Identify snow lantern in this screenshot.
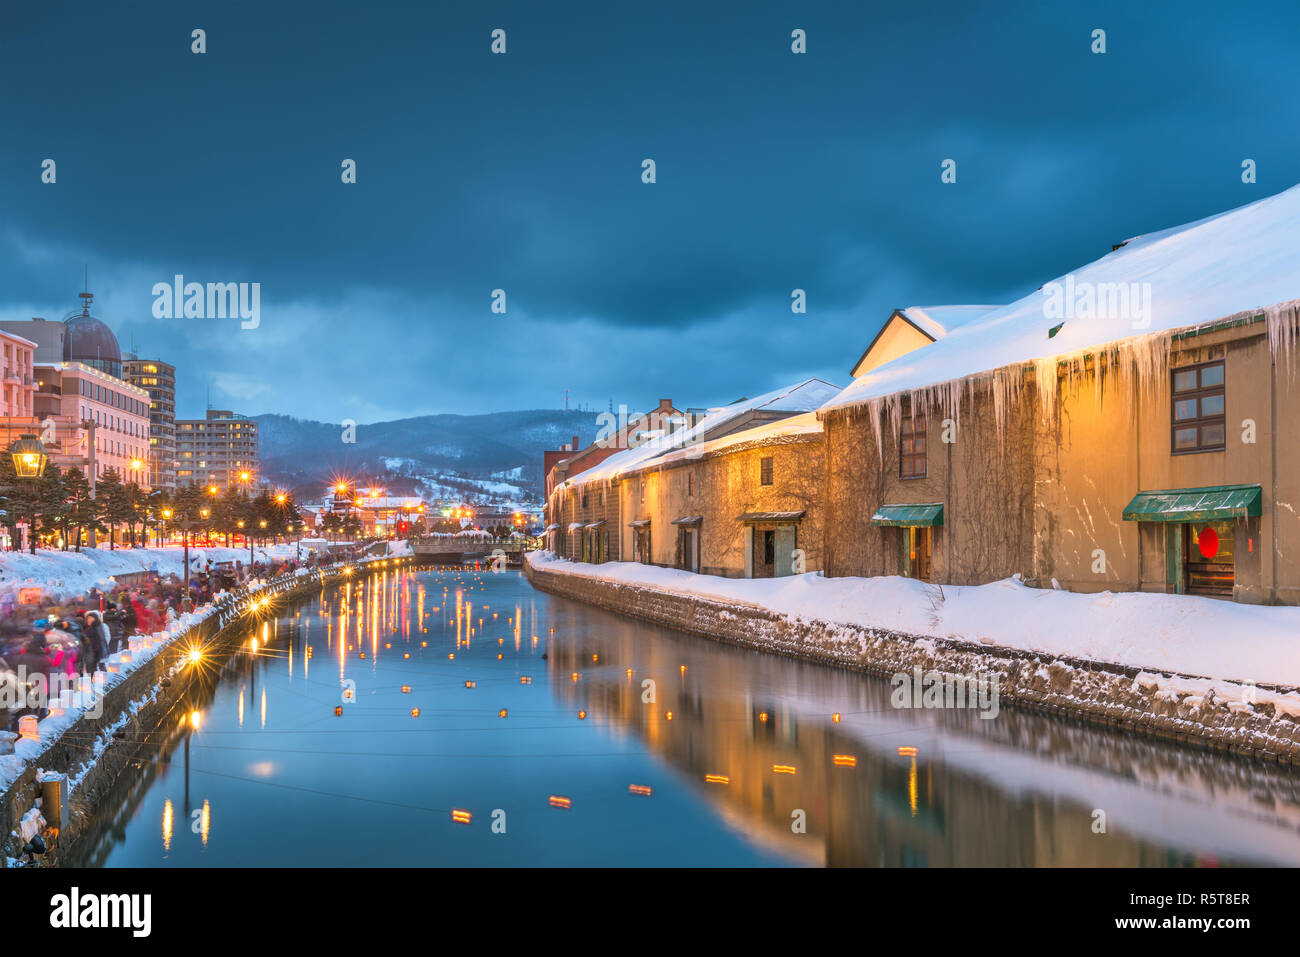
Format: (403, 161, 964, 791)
(18, 715, 39, 742)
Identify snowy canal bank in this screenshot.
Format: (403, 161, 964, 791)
(55, 562, 1300, 867)
(524, 553, 1300, 763)
(0, 558, 407, 866)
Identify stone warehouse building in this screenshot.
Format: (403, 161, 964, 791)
(820, 184, 1300, 604)
(545, 379, 838, 577)
(546, 185, 1300, 607)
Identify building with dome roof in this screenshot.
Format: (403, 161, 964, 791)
(0, 292, 151, 490)
(61, 291, 123, 379)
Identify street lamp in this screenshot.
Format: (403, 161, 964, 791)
(7, 435, 48, 554)
(9, 434, 48, 480)
(177, 507, 210, 614)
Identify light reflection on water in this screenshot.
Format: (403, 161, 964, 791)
(65, 566, 1300, 867)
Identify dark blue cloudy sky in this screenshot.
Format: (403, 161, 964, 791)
(1, 0, 1296, 423)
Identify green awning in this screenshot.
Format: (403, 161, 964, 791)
(871, 503, 944, 527)
(1122, 484, 1262, 523)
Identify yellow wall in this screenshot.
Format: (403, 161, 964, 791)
(851, 315, 935, 378)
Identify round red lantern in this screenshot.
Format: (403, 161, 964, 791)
(1196, 526, 1219, 559)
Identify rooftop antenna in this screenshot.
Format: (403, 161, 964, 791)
(564, 389, 570, 411)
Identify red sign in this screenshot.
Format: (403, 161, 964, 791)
(1196, 527, 1219, 559)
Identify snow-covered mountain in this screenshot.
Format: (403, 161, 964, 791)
(254, 409, 599, 503)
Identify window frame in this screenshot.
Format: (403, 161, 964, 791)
(759, 456, 774, 486)
(899, 413, 928, 479)
(1170, 360, 1226, 455)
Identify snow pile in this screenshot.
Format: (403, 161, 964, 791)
(0, 544, 299, 601)
(527, 553, 1300, 687)
(16, 806, 44, 844)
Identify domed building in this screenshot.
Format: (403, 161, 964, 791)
(61, 291, 122, 379)
(0, 290, 155, 494)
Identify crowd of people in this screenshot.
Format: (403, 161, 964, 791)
(0, 552, 334, 731)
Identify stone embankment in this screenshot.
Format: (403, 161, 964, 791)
(525, 559, 1300, 765)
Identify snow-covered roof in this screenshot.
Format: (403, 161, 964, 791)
(824, 183, 1300, 414)
(570, 378, 840, 486)
(633, 411, 823, 473)
(897, 305, 1002, 341)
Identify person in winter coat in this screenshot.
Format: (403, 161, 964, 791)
(128, 592, 151, 637)
(120, 593, 139, 637)
(82, 611, 109, 672)
(44, 628, 78, 678)
(101, 602, 125, 652)
(11, 631, 52, 689)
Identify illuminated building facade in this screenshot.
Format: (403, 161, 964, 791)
(175, 409, 259, 491)
(122, 355, 178, 490)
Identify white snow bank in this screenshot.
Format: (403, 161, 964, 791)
(528, 552, 1300, 686)
(0, 544, 299, 601)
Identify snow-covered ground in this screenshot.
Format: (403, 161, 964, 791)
(0, 544, 300, 602)
(527, 553, 1300, 687)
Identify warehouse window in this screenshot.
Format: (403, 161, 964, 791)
(900, 414, 927, 479)
(1171, 361, 1225, 454)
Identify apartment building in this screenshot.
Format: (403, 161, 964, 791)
(174, 409, 259, 490)
(122, 355, 178, 491)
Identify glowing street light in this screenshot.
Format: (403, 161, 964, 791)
(9, 434, 47, 479)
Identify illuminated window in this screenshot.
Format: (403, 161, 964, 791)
(900, 414, 927, 479)
(1171, 361, 1225, 454)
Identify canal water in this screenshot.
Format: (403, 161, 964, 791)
(67, 565, 1300, 867)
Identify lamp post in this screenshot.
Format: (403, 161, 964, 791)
(129, 458, 143, 546)
(180, 506, 210, 613)
(8, 434, 48, 554)
(275, 492, 287, 546)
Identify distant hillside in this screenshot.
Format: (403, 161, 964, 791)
(255, 409, 600, 503)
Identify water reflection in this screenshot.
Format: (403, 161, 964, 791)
(62, 565, 1300, 867)
(544, 602, 1300, 866)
